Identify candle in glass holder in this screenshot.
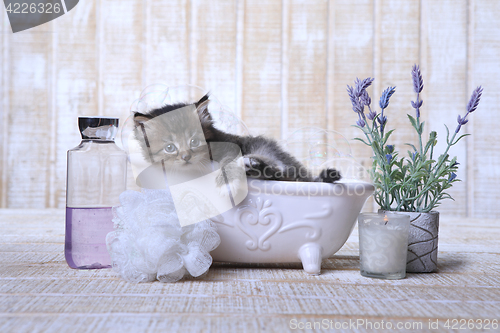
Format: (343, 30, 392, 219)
(358, 213, 410, 279)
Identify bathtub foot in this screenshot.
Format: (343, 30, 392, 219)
(298, 243, 323, 275)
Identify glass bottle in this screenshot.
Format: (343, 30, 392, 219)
(65, 117, 127, 269)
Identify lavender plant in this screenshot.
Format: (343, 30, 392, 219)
(348, 65, 483, 212)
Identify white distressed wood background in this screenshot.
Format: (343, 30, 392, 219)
(0, 0, 498, 218)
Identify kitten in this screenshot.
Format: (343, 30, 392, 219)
(133, 94, 341, 189)
(133, 100, 212, 180)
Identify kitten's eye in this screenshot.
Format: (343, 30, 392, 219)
(164, 144, 177, 153)
(190, 138, 201, 148)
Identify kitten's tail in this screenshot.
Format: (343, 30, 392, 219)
(316, 168, 342, 183)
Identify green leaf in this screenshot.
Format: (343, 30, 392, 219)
(422, 160, 434, 168)
(353, 137, 371, 146)
(371, 141, 385, 159)
(383, 129, 395, 145)
(419, 121, 425, 134)
(430, 131, 437, 143)
(452, 133, 471, 145)
(407, 114, 418, 131)
(405, 143, 418, 152)
(424, 131, 437, 154)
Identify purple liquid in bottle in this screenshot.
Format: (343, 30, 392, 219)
(66, 117, 126, 269)
(65, 207, 114, 269)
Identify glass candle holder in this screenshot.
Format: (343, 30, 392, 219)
(358, 213, 410, 280)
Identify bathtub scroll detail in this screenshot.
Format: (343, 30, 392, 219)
(235, 198, 282, 251)
(233, 198, 329, 252)
(277, 205, 331, 241)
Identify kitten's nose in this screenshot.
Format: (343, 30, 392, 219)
(181, 153, 191, 162)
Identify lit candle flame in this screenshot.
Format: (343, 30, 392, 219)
(384, 215, 389, 225)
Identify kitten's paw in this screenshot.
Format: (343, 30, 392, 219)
(319, 168, 342, 183)
(244, 156, 271, 178)
(227, 178, 242, 197)
(216, 156, 247, 197)
(215, 172, 230, 198)
(215, 169, 227, 188)
(236, 156, 245, 168)
(244, 157, 261, 172)
(216, 183, 230, 198)
(215, 170, 243, 198)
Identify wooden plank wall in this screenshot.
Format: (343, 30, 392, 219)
(0, 0, 498, 218)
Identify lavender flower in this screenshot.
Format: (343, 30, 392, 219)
(411, 65, 424, 119)
(466, 86, 483, 114)
(377, 86, 395, 134)
(379, 86, 396, 110)
(347, 78, 375, 115)
(411, 98, 423, 118)
(411, 99, 423, 109)
(367, 109, 377, 120)
(355, 101, 364, 114)
(377, 115, 387, 127)
(361, 90, 377, 120)
(386, 145, 394, 154)
(356, 118, 366, 128)
(346, 85, 357, 106)
(455, 86, 483, 133)
(346, 85, 364, 113)
(355, 77, 375, 96)
(386, 154, 392, 164)
(360, 89, 371, 107)
(448, 172, 457, 183)
(411, 64, 424, 93)
(457, 115, 468, 125)
(412, 151, 417, 161)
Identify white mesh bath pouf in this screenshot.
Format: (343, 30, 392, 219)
(106, 188, 221, 283)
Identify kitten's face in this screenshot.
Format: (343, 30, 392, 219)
(134, 105, 211, 173)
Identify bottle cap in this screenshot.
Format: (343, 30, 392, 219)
(78, 117, 119, 140)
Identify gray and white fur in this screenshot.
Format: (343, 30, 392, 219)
(133, 93, 341, 186)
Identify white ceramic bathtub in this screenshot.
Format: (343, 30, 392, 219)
(210, 179, 375, 275)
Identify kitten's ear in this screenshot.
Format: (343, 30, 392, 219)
(195, 92, 210, 108)
(133, 112, 152, 126)
(195, 94, 213, 126)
